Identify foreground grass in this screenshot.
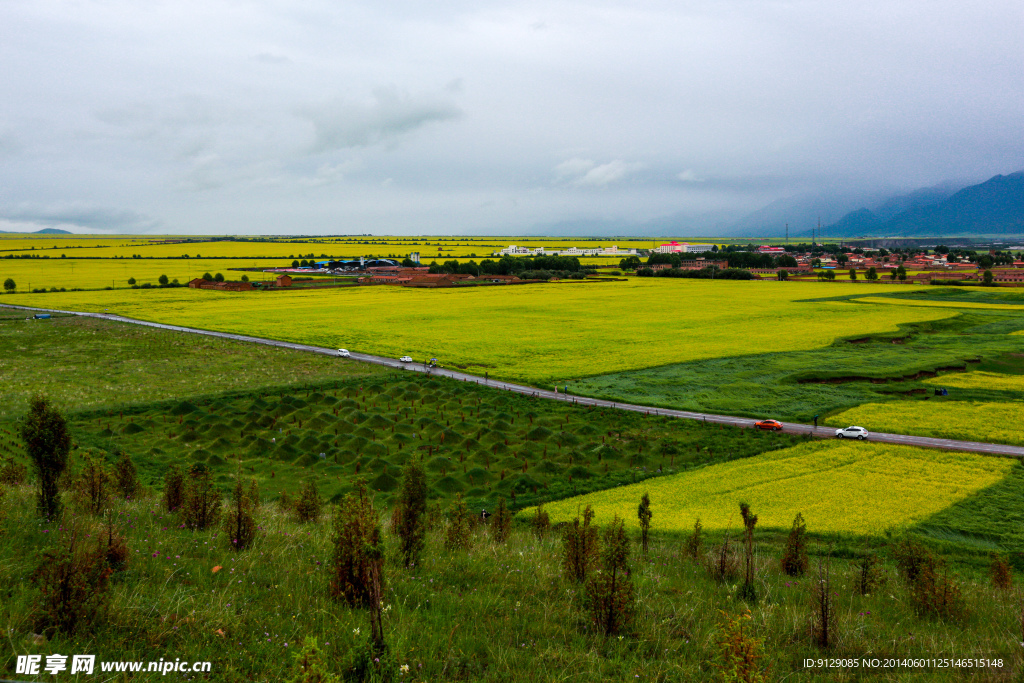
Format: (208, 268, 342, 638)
(0, 311, 386, 414)
(1, 484, 1021, 682)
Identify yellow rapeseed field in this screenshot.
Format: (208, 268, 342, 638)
(922, 371, 1024, 392)
(2, 279, 953, 384)
(0, 258, 289, 290)
(826, 401, 1024, 446)
(521, 441, 1012, 534)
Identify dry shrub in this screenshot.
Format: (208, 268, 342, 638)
(162, 465, 185, 512)
(32, 527, 112, 635)
(714, 610, 769, 683)
(685, 517, 704, 562)
(780, 513, 808, 577)
(911, 564, 967, 621)
(706, 533, 739, 583)
(811, 554, 835, 648)
(990, 553, 1013, 591)
(224, 477, 258, 551)
(330, 479, 379, 607)
(101, 514, 130, 573)
(113, 451, 139, 501)
(295, 479, 322, 523)
(532, 503, 550, 540)
(586, 516, 635, 636)
(852, 552, 885, 596)
(444, 494, 472, 552)
(75, 454, 111, 515)
(891, 538, 936, 586)
(563, 505, 599, 583)
(0, 456, 28, 486)
(491, 497, 512, 544)
(182, 463, 221, 531)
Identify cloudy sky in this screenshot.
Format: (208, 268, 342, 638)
(1, 0, 1022, 235)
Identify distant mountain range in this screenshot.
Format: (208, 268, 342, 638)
(823, 172, 1024, 237)
(0, 227, 72, 234)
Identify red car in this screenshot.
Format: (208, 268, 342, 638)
(754, 419, 783, 431)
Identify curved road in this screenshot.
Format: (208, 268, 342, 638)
(5, 302, 1023, 459)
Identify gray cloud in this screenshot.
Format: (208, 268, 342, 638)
(0, 203, 162, 233)
(299, 87, 463, 153)
(0, 0, 1020, 234)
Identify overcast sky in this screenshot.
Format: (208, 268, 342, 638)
(1, 0, 1022, 235)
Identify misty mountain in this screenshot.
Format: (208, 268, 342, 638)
(825, 172, 1024, 237)
(724, 189, 889, 237)
(0, 227, 72, 234)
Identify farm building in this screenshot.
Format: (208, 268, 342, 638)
(188, 278, 254, 292)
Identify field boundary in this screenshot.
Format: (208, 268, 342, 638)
(5, 302, 1023, 459)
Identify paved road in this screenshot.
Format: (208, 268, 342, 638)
(6, 302, 1024, 459)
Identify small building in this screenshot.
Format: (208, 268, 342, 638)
(276, 274, 293, 287)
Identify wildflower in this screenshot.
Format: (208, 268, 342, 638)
(401, 665, 410, 673)
(353, 628, 361, 635)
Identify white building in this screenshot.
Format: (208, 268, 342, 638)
(655, 241, 714, 254)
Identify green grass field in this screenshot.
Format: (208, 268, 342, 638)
(0, 311, 386, 414)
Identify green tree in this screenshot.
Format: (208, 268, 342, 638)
(491, 497, 512, 544)
(330, 480, 378, 606)
(295, 478, 322, 523)
(127, 277, 136, 285)
(182, 463, 221, 530)
(113, 451, 139, 500)
(780, 513, 808, 576)
(214, 273, 225, 282)
(158, 274, 169, 285)
(3, 277, 15, 292)
(20, 395, 71, 520)
(983, 269, 994, 286)
(896, 265, 907, 282)
(202, 272, 213, 281)
(825, 270, 836, 281)
(977, 254, 995, 269)
(849, 268, 857, 280)
(291, 260, 300, 268)
(637, 492, 652, 554)
(586, 516, 636, 636)
(396, 461, 428, 568)
(240, 275, 249, 282)
(619, 255, 642, 271)
(777, 269, 789, 281)
(866, 266, 877, 280)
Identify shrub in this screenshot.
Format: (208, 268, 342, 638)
(295, 478, 322, 523)
(586, 516, 635, 636)
(491, 496, 512, 544)
(444, 493, 472, 551)
(780, 513, 808, 577)
(32, 528, 112, 635)
(278, 489, 292, 512)
(224, 477, 258, 551)
(714, 610, 768, 683)
(706, 532, 738, 583)
(75, 454, 111, 515)
(287, 637, 342, 683)
(20, 395, 72, 520)
(892, 538, 936, 586)
(396, 461, 428, 568)
(101, 514, 130, 573)
(853, 552, 884, 596)
(990, 553, 1013, 590)
(113, 451, 139, 501)
(737, 503, 758, 603)
(532, 503, 551, 540)
(182, 463, 221, 530)
(811, 554, 835, 648)
(685, 517, 704, 561)
(563, 505, 599, 582)
(330, 480, 379, 607)
(910, 564, 967, 621)
(0, 456, 28, 486)
(162, 465, 185, 512)
(637, 492, 652, 555)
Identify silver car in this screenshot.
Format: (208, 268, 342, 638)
(835, 425, 869, 440)
(337, 348, 350, 358)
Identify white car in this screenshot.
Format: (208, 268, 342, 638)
(399, 355, 413, 363)
(835, 425, 869, 440)
(337, 349, 350, 358)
